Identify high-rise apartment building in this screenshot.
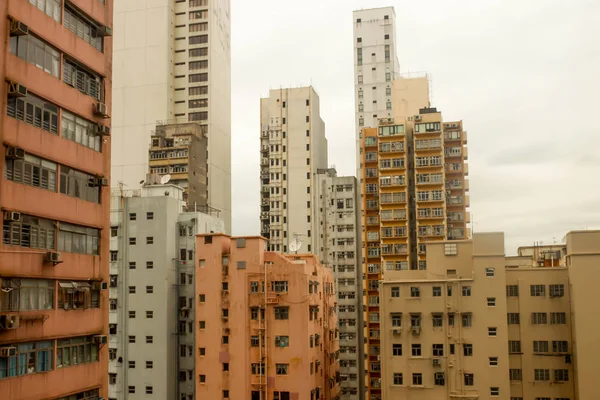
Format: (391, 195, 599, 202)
(112, 0, 232, 232)
(314, 169, 365, 400)
(148, 122, 209, 208)
(353, 7, 400, 182)
(361, 89, 470, 398)
(196, 234, 341, 400)
(108, 184, 223, 400)
(0, 0, 113, 398)
(259, 87, 328, 253)
(377, 230, 600, 400)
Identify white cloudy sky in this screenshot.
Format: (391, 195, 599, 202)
(229, 0, 600, 254)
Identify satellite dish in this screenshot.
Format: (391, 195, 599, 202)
(289, 238, 303, 254)
(160, 174, 171, 184)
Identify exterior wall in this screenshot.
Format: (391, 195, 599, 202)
(353, 7, 400, 182)
(1, 0, 113, 398)
(112, 0, 232, 232)
(566, 230, 600, 400)
(391, 77, 430, 119)
(314, 171, 365, 400)
(195, 234, 340, 399)
(108, 185, 223, 400)
(260, 87, 328, 254)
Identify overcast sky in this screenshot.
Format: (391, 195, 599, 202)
(229, 0, 600, 254)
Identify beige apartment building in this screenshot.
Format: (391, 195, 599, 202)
(195, 234, 341, 400)
(260, 87, 328, 253)
(376, 230, 600, 400)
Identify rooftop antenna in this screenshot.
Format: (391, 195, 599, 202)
(160, 174, 171, 185)
(289, 233, 305, 254)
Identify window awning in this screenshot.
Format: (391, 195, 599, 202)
(59, 282, 91, 291)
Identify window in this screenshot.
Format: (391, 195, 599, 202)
(146, 386, 153, 394)
(488, 327, 498, 337)
(392, 344, 402, 356)
(507, 313, 520, 324)
(432, 314, 443, 327)
(58, 222, 99, 255)
(411, 344, 421, 357)
(554, 369, 569, 382)
(531, 312, 547, 324)
(189, 85, 208, 96)
(412, 373, 422, 386)
(63, 59, 102, 100)
(146, 311, 153, 319)
(64, 6, 103, 51)
(549, 284, 564, 297)
(146, 336, 153, 344)
(274, 307, 289, 320)
(60, 110, 101, 151)
(506, 285, 519, 296)
(462, 286, 471, 296)
(490, 387, 499, 396)
(464, 373, 474, 386)
(432, 286, 441, 297)
(432, 344, 444, 356)
(58, 281, 100, 309)
(391, 313, 402, 327)
(530, 284, 545, 297)
(461, 313, 472, 327)
(189, 35, 208, 45)
(275, 336, 289, 347)
(463, 344, 473, 356)
(2, 214, 56, 250)
(275, 364, 288, 375)
(550, 312, 566, 324)
(393, 372, 403, 385)
(271, 281, 288, 292)
(553, 340, 569, 353)
(509, 369, 522, 380)
(251, 363, 265, 375)
(128, 387, 135, 394)
(5, 151, 58, 193)
(434, 372, 445, 386)
(448, 313, 455, 326)
(129, 311, 136, 318)
(508, 341, 521, 354)
(7, 92, 59, 135)
(146, 237, 154, 244)
(485, 267, 495, 277)
(56, 336, 99, 368)
(534, 369, 550, 381)
(199, 348, 205, 356)
(487, 297, 496, 307)
(146, 261, 154, 269)
(533, 341, 549, 353)
(391, 287, 400, 298)
(444, 243, 457, 255)
(0, 278, 54, 312)
(199, 321, 205, 329)
(27, 0, 62, 23)
(489, 357, 498, 366)
(410, 287, 420, 297)
(0, 340, 53, 378)
(109, 373, 116, 384)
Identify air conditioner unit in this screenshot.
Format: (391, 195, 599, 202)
(91, 281, 107, 291)
(3, 211, 21, 222)
(93, 335, 108, 345)
(0, 315, 20, 330)
(392, 328, 402, 335)
(7, 81, 27, 98)
(432, 358, 441, 366)
(44, 251, 62, 264)
(414, 115, 422, 121)
(0, 347, 17, 357)
(91, 124, 111, 136)
(9, 18, 28, 36)
(411, 326, 421, 335)
(97, 26, 113, 37)
(5, 146, 25, 159)
(93, 102, 109, 118)
(448, 361, 455, 367)
(223, 328, 230, 334)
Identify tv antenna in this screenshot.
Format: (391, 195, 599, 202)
(160, 174, 172, 185)
(289, 233, 305, 254)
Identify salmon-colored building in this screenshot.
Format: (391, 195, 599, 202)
(196, 234, 341, 400)
(0, 0, 113, 399)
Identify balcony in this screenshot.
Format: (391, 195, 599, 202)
(260, 212, 269, 220)
(260, 158, 269, 166)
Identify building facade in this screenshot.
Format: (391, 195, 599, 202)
(352, 6, 400, 184)
(377, 230, 600, 400)
(259, 87, 328, 253)
(196, 234, 340, 399)
(0, 0, 113, 398)
(361, 102, 470, 398)
(148, 122, 209, 207)
(314, 169, 365, 400)
(108, 184, 223, 400)
(112, 0, 232, 232)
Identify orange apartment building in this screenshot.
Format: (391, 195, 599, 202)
(361, 103, 469, 398)
(377, 230, 600, 400)
(0, 0, 112, 399)
(196, 234, 341, 400)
